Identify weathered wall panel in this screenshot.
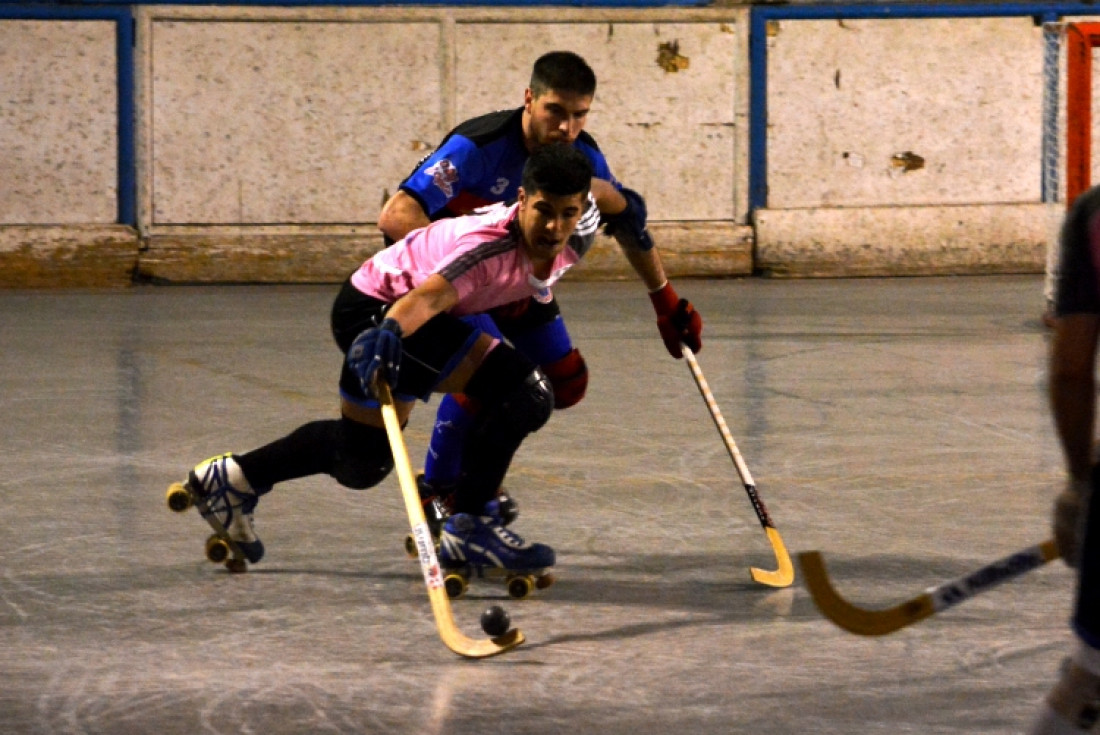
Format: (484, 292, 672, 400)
(149, 19, 444, 224)
(138, 6, 751, 283)
(453, 20, 741, 221)
(765, 16, 1043, 209)
(755, 203, 1048, 278)
(0, 20, 117, 225)
(0, 226, 138, 288)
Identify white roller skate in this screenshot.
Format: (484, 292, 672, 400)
(437, 512, 555, 600)
(166, 453, 264, 572)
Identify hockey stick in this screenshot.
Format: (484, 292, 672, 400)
(682, 345, 794, 588)
(799, 539, 1060, 636)
(376, 380, 524, 658)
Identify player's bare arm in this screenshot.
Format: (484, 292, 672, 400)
(1051, 314, 1100, 480)
(385, 273, 460, 337)
(1049, 313, 1100, 565)
(379, 274, 494, 395)
(378, 190, 432, 243)
(587, 179, 666, 290)
(589, 178, 626, 215)
(595, 181, 701, 358)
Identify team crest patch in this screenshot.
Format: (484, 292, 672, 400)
(426, 159, 459, 198)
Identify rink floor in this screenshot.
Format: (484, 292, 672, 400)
(0, 274, 1074, 734)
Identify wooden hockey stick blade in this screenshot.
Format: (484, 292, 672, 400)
(376, 381, 524, 658)
(798, 539, 1060, 636)
(749, 525, 795, 587)
(682, 346, 794, 588)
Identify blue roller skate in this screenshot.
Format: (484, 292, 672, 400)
(403, 473, 519, 558)
(438, 512, 556, 600)
(166, 453, 265, 572)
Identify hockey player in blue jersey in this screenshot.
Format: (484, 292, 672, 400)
(377, 51, 703, 538)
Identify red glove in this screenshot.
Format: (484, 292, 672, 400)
(649, 282, 702, 359)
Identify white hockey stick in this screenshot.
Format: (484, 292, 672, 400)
(799, 539, 1060, 636)
(376, 380, 524, 658)
(682, 345, 794, 588)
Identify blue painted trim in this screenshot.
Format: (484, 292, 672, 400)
(116, 7, 135, 225)
(0, 3, 136, 225)
(749, 7, 768, 214)
(753, 3, 1100, 23)
(748, 2, 1100, 212)
(32, 0, 707, 5)
(0, 3, 127, 19)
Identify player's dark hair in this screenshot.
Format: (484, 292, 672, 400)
(529, 51, 596, 98)
(521, 144, 593, 198)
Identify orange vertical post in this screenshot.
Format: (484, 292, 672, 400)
(1066, 24, 1100, 208)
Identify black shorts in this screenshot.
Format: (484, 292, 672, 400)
(330, 278, 485, 406)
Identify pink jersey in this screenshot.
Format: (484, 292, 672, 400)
(351, 197, 600, 316)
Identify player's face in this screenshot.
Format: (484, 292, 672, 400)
(524, 89, 592, 148)
(516, 187, 588, 263)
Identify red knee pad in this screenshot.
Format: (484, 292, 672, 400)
(543, 348, 588, 409)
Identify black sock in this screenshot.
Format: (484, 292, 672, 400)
(236, 419, 342, 491)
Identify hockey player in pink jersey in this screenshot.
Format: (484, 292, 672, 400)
(170, 144, 626, 581)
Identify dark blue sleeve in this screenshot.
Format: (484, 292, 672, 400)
(576, 141, 619, 189)
(399, 135, 487, 217)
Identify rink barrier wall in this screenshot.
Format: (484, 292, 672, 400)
(0, 2, 1098, 286)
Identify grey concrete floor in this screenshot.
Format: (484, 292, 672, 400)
(0, 275, 1075, 734)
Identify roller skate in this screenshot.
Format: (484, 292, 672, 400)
(165, 453, 264, 573)
(403, 473, 455, 558)
(437, 511, 555, 600)
(402, 473, 519, 557)
(484, 492, 520, 527)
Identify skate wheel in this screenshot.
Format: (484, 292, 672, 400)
(535, 572, 556, 590)
(205, 535, 230, 564)
(404, 533, 417, 559)
(225, 558, 247, 574)
(506, 575, 534, 600)
(444, 572, 468, 599)
(166, 483, 192, 513)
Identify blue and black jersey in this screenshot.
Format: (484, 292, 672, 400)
(398, 106, 617, 222)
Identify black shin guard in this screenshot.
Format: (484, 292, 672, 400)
(237, 418, 393, 491)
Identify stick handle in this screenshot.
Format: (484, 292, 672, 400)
(682, 346, 793, 586)
(376, 382, 446, 591)
(682, 346, 754, 485)
(682, 346, 773, 527)
(927, 539, 1060, 613)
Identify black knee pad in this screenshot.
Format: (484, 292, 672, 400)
(465, 347, 554, 435)
(331, 418, 394, 490)
(498, 369, 554, 435)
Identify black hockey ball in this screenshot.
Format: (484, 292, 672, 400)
(480, 604, 510, 637)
